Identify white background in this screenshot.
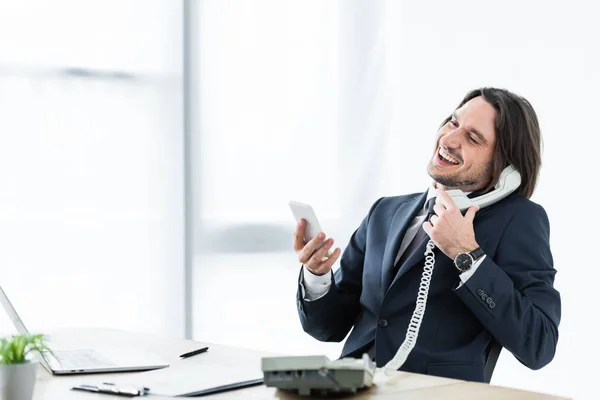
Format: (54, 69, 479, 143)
(0, 0, 185, 337)
(193, 2, 598, 399)
(0, 1, 596, 399)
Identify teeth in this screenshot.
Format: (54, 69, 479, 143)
(439, 148, 459, 164)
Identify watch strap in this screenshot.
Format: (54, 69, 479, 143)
(469, 247, 485, 261)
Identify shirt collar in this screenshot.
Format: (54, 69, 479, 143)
(425, 183, 436, 209)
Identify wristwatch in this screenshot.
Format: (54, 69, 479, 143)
(454, 247, 485, 273)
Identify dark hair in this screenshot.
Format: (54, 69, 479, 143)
(440, 87, 542, 198)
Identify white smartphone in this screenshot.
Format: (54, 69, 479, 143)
(289, 200, 332, 256)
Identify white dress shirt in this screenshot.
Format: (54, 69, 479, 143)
(301, 185, 485, 300)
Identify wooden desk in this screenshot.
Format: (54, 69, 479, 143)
(30, 328, 569, 399)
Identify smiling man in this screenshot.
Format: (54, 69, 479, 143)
(293, 87, 561, 383)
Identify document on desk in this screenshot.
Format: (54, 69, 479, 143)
(104, 358, 264, 397)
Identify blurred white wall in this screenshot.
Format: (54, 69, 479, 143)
(192, 1, 598, 399)
(0, 0, 185, 338)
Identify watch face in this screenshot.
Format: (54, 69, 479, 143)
(455, 253, 473, 272)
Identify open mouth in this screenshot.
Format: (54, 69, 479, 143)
(436, 147, 461, 167)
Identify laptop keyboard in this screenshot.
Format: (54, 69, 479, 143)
(52, 349, 115, 369)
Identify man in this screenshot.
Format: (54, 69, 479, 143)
(293, 87, 561, 383)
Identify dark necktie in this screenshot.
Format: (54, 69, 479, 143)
(392, 197, 437, 276)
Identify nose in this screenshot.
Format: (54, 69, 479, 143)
(440, 128, 464, 149)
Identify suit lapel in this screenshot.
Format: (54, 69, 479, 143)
(381, 192, 427, 289)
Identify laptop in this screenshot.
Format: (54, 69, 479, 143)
(0, 284, 169, 375)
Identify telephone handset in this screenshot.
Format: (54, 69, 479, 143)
(443, 165, 522, 211)
(383, 165, 522, 375)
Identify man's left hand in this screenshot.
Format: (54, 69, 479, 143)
(423, 189, 480, 260)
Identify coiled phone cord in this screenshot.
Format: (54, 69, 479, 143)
(383, 239, 436, 375)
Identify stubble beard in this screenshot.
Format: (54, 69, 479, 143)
(427, 160, 493, 191)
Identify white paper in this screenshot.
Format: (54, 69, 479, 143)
(107, 358, 264, 397)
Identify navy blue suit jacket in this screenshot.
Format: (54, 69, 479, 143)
(297, 191, 561, 382)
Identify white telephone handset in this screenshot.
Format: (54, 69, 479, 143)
(443, 165, 522, 211)
(383, 165, 522, 374)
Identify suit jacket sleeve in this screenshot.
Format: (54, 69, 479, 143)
(454, 202, 561, 370)
(296, 198, 383, 342)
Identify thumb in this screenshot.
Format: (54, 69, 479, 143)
(465, 206, 479, 222)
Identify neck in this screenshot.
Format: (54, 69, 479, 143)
(432, 181, 480, 194)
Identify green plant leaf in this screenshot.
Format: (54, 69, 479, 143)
(0, 333, 51, 365)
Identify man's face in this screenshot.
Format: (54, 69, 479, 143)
(427, 96, 497, 192)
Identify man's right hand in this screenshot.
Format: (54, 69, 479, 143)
(293, 219, 341, 276)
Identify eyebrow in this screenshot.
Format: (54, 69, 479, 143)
(451, 112, 489, 145)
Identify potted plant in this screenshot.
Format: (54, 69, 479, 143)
(0, 333, 51, 400)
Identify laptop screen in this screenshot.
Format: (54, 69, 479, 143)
(0, 284, 30, 335)
(0, 284, 55, 372)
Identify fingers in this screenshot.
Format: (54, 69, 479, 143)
(435, 189, 456, 210)
(296, 233, 341, 275)
(430, 202, 478, 227)
(310, 247, 342, 275)
(313, 237, 334, 260)
(293, 219, 341, 275)
(297, 232, 326, 264)
(465, 205, 479, 222)
(422, 220, 433, 236)
(429, 214, 439, 226)
(293, 219, 307, 252)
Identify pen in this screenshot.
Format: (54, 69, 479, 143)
(71, 382, 149, 397)
(179, 346, 209, 359)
